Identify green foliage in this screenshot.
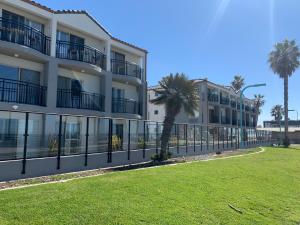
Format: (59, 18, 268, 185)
(271, 105, 284, 121)
(231, 75, 245, 92)
(112, 135, 122, 151)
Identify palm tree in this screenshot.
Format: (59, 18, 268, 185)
(254, 94, 265, 115)
(271, 105, 284, 145)
(268, 39, 300, 146)
(151, 73, 199, 160)
(231, 75, 245, 93)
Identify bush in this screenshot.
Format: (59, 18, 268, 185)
(216, 151, 222, 155)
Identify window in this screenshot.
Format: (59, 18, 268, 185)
(155, 92, 159, 97)
(58, 76, 82, 92)
(112, 88, 125, 99)
(20, 69, 40, 85)
(154, 110, 159, 115)
(0, 64, 18, 80)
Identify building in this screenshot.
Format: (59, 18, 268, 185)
(0, 0, 147, 120)
(263, 120, 300, 128)
(148, 79, 258, 127)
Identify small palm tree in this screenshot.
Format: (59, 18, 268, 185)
(151, 73, 199, 160)
(231, 75, 245, 92)
(268, 39, 300, 146)
(254, 94, 265, 115)
(271, 105, 284, 145)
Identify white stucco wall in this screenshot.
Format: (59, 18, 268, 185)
(147, 89, 165, 122)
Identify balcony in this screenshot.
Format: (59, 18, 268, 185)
(209, 115, 219, 124)
(221, 116, 231, 125)
(208, 93, 219, 103)
(111, 59, 142, 79)
(0, 17, 51, 55)
(245, 105, 250, 111)
(0, 78, 46, 106)
(56, 41, 106, 69)
(112, 98, 141, 115)
(220, 96, 229, 105)
(57, 89, 105, 112)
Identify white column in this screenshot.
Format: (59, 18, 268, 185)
(50, 17, 57, 57)
(105, 40, 111, 72)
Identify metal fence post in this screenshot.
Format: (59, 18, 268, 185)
(185, 124, 188, 154)
(21, 112, 29, 174)
(200, 126, 203, 151)
(156, 122, 159, 155)
(107, 118, 112, 163)
(143, 121, 146, 158)
(57, 115, 62, 170)
(128, 120, 131, 160)
(176, 124, 179, 154)
(193, 124, 196, 152)
(84, 117, 89, 166)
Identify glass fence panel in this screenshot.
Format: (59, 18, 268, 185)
(129, 120, 144, 150)
(112, 119, 128, 152)
(145, 122, 157, 149)
(61, 115, 86, 156)
(0, 111, 25, 161)
(168, 124, 177, 148)
(27, 113, 60, 158)
(88, 117, 109, 153)
(178, 124, 186, 147)
(187, 125, 194, 147)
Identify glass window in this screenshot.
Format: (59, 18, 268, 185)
(20, 69, 40, 85)
(154, 110, 158, 115)
(0, 64, 18, 80)
(56, 31, 70, 42)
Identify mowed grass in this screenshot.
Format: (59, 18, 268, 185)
(0, 147, 300, 225)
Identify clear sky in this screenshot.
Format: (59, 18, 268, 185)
(38, 0, 300, 124)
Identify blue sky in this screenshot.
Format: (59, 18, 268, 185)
(38, 0, 300, 124)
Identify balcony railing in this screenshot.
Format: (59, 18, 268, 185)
(112, 98, 141, 115)
(57, 89, 105, 112)
(111, 59, 142, 79)
(0, 17, 51, 55)
(220, 96, 230, 105)
(221, 116, 231, 124)
(208, 93, 219, 102)
(245, 105, 250, 111)
(0, 78, 46, 106)
(209, 115, 219, 124)
(56, 40, 106, 69)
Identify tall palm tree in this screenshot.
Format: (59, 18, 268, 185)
(271, 105, 284, 145)
(268, 39, 300, 146)
(231, 75, 245, 93)
(254, 94, 265, 115)
(151, 73, 199, 160)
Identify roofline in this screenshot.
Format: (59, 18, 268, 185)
(20, 0, 147, 53)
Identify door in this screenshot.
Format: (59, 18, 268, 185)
(113, 52, 125, 74)
(2, 10, 25, 44)
(70, 34, 84, 61)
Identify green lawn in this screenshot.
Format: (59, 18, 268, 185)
(0, 147, 300, 225)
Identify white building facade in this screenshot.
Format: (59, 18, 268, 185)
(0, 0, 147, 119)
(148, 79, 258, 128)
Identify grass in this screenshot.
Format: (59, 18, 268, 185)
(0, 147, 299, 225)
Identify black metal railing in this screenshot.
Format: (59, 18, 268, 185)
(111, 59, 142, 79)
(221, 116, 231, 124)
(0, 78, 46, 106)
(0, 17, 51, 55)
(208, 93, 219, 102)
(56, 40, 106, 69)
(112, 98, 141, 115)
(57, 89, 105, 112)
(220, 96, 230, 105)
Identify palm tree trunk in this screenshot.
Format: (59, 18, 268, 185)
(160, 112, 176, 160)
(284, 76, 289, 147)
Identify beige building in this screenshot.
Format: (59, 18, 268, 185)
(0, 0, 147, 119)
(148, 79, 258, 127)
